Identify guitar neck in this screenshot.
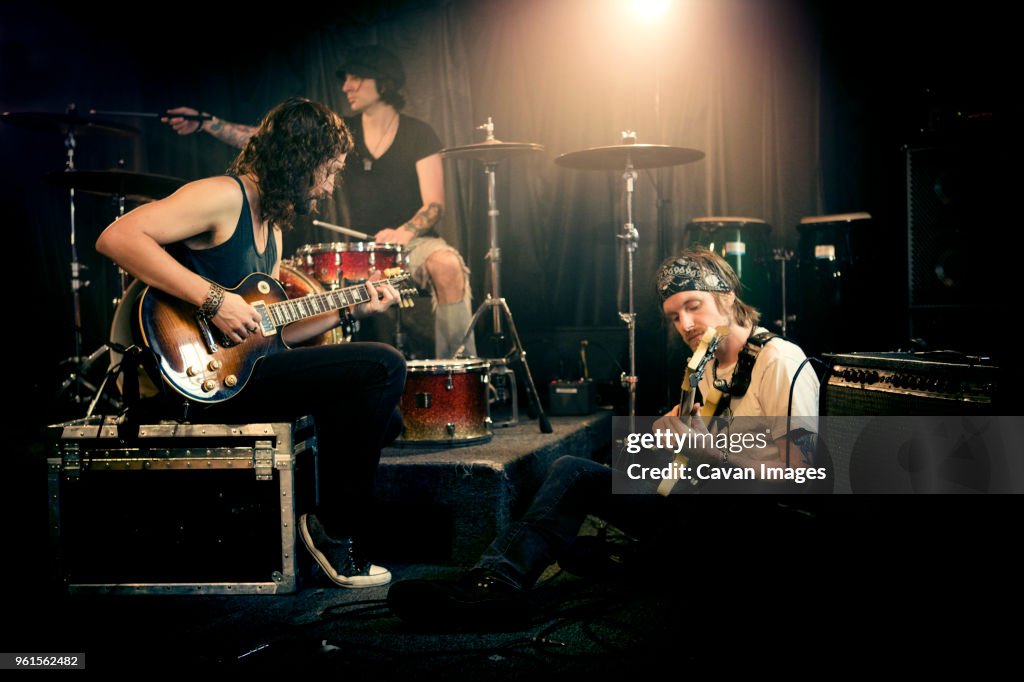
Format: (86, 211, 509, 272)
(262, 277, 398, 328)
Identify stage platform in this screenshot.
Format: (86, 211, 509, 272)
(372, 410, 613, 565)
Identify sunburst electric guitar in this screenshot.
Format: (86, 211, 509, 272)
(656, 326, 727, 496)
(137, 269, 411, 403)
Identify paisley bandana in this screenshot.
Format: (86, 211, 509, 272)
(656, 257, 733, 300)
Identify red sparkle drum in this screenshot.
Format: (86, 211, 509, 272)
(395, 359, 493, 446)
(297, 242, 406, 288)
(277, 261, 347, 345)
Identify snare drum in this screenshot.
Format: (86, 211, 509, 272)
(396, 359, 492, 446)
(296, 242, 344, 288)
(277, 261, 346, 345)
(338, 242, 405, 283)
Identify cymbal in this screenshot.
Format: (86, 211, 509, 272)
(554, 144, 704, 170)
(440, 140, 544, 163)
(1, 110, 139, 136)
(45, 169, 187, 203)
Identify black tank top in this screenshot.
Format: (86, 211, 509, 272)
(168, 175, 277, 287)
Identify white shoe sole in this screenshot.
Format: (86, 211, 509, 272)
(299, 515, 392, 589)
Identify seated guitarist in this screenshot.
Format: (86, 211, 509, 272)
(96, 97, 406, 589)
(386, 245, 820, 628)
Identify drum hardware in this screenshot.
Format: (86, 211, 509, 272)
(441, 118, 551, 433)
(487, 357, 518, 428)
(555, 134, 705, 428)
(2, 107, 147, 411)
(772, 248, 795, 336)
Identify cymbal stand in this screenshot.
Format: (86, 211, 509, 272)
(617, 135, 640, 432)
(58, 106, 96, 406)
(455, 118, 551, 433)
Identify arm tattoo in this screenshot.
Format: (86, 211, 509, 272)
(207, 119, 256, 150)
(400, 202, 443, 237)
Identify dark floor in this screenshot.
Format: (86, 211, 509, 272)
(8, 405, 1016, 675)
(10, 492, 1013, 675)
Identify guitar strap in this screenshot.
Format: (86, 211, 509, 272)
(712, 330, 778, 417)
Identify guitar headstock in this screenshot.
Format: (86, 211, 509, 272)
(382, 268, 418, 308)
(383, 267, 410, 284)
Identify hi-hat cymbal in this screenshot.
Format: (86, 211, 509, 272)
(440, 139, 544, 163)
(45, 169, 187, 203)
(2, 111, 140, 137)
(555, 144, 704, 170)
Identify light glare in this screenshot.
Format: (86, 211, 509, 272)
(631, 0, 670, 21)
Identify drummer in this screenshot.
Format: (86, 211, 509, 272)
(165, 46, 477, 359)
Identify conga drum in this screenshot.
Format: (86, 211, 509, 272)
(794, 212, 873, 354)
(682, 216, 774, 321)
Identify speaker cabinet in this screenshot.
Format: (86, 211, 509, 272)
(906, 142, 1015, 351)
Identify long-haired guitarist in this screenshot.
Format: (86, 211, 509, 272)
(96, 97, 404, 589)
(385, 245, 821, 629)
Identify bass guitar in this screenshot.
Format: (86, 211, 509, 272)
(137, 269, 411, 403)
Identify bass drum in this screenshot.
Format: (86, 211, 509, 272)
(277, 260, 347, 346)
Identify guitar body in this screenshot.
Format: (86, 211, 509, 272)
(138, 273, 288, 404)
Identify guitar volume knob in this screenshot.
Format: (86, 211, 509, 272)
(201, 379, 217, 392)
(224, 375, 238, 387)
(186, 366, 198, 377)
(208, 360, 222, 371)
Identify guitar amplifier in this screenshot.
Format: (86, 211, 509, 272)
(820, 352, 1001, 493)
(822, 352, 998, 416)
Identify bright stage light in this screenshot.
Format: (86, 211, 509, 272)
(630, 0, 670, 22)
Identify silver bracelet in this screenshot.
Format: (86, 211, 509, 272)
(197, 283, 225, 318)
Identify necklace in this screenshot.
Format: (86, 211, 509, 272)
(712, 359, 734, 394)
(363, 112, 398, 171)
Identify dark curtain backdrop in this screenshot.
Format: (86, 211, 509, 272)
(5, 0, 1012, 424)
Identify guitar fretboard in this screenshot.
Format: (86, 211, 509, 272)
(265, 276, 404, 328)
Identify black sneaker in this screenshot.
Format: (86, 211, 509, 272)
(299, 514, 391, 588)
(387, 568, 530, 629)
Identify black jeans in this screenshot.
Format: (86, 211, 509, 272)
(196, 342, 406, 540)
(475, 456, 692, 589)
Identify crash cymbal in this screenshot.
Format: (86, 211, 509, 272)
(440, 139, 544, 163)
(1, 110, 139, 137)
(45, 169, 187, 203)
(554, 144, 704, 170)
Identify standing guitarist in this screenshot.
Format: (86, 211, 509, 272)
(96, 97, 405, 589)
(386, 245, 821, 628)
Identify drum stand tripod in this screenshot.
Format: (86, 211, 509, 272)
(52, 122, 115, 415)
(443, 121, 552, 433)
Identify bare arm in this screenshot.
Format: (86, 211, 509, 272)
(163, 107, 256, 149)
(374, 153, 444, 244)
(95, 177, 262, 343)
